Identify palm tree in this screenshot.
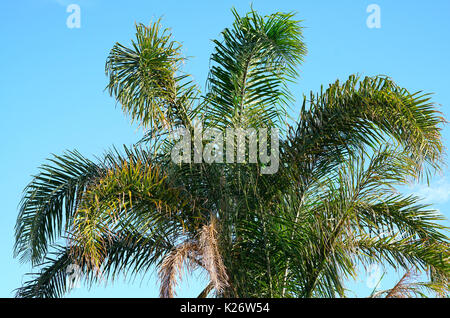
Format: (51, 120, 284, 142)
(14, 8, 449, 298)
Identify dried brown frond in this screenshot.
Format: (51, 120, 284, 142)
(158, 241, 200, 298)
(198, 216, 229, 295)
(385, 268, 420, 298)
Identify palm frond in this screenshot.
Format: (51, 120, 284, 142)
(16, 231, 172, 298)
(69, 150, 190, 270)
(205, 8, 306, 129)
(285, 75, 445, 183)
(105, 20, 199, 130)
(199, 217, 229, 295)
(14, 151, 104, 265)
(158, 241, 200, 298)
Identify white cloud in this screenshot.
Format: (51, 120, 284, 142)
(408, 177, 450, 204)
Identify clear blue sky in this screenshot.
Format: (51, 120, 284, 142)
(1, 0, 449, 297)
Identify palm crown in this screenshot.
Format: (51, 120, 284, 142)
(14, 9, 449, 298)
